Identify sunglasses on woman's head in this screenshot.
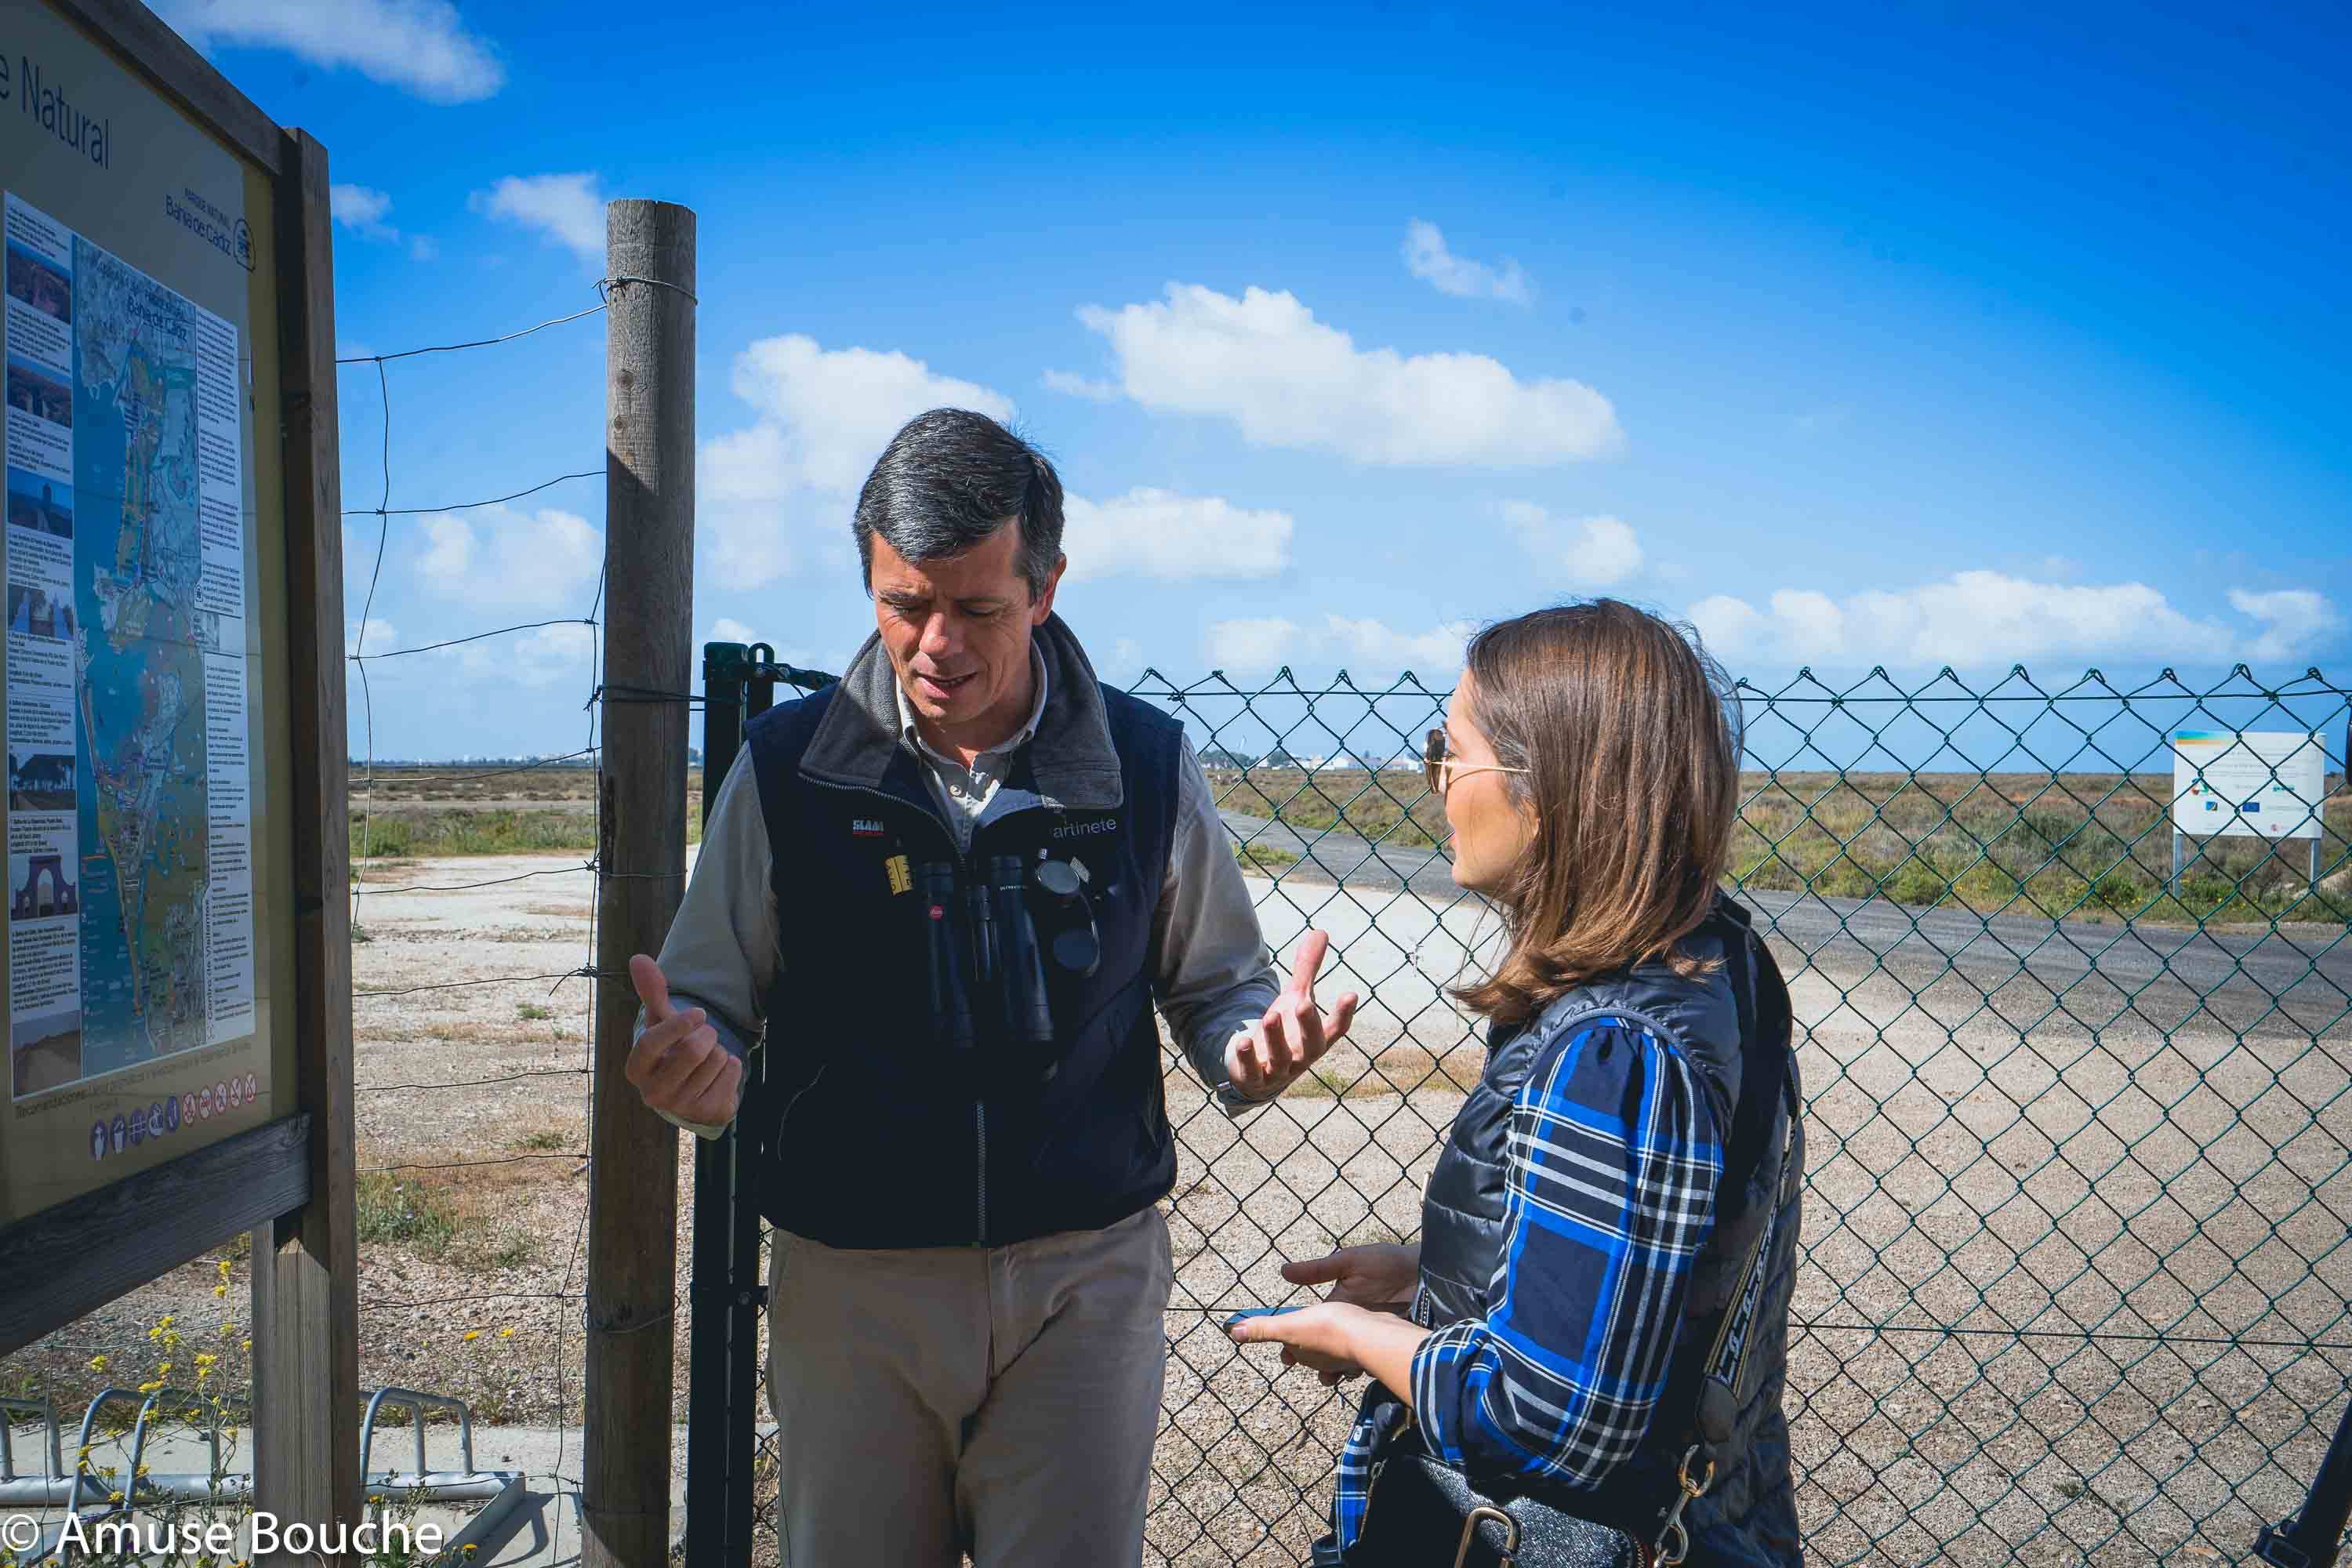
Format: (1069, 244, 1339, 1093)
(1423, 728, 1530, 796)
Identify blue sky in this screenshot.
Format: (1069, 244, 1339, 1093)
(151, 0, 2350, 762)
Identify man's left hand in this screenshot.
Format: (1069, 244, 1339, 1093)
(1225, 930, 1360, 1102)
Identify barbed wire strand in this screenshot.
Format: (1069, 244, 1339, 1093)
(335, 300, 607, 365)
(557, 559, 611, 1495)
(343, 470, 601, 518)
(348, 358, 391, 934)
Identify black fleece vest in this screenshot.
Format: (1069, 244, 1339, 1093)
(735, 674, 1185, 1250)
(1417, 898, 1807, 1566)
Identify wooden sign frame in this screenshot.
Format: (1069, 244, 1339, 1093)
(0, 0, 356, 1541)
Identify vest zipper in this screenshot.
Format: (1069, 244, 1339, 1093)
(808, 776, 994, 1245)
(969, 869, 994, 1244)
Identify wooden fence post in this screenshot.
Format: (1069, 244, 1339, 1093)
(584, 198, 696, 1568)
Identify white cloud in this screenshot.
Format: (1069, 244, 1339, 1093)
(702, 334, 1305, 596)
(1402, 219, 1532, 305)
(448, 622, 594, 688)
(331, 183, 396, 238)
(1206, 617, 1303, 672)
(331, 183, 434, 260)
(1498, 501, 1642, 588)
(1205, 614, 1472, 675)
(709, 617, 762, 647)
(345, 619, 397, 655)
(470, 173, 605, 265)
(412, 503, 601, 616)
(1689, 571, 2346, 670)
(700, 335, 1014, 590)
(154, 0, 503, 103)
(1062, 489, 1292, 583)
(1041, 369, 1120, 402)
(2228, 589, 2347, 664)
(1076, 284, 1621, 466)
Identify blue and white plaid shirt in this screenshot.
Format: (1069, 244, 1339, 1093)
(1328, 1014, 1724, 1551)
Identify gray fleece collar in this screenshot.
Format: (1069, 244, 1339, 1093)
(800, 613, 1125, 811)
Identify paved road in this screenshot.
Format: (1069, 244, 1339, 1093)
(1221, 810, 2352, 1038)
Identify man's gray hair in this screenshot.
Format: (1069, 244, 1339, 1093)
(854, 408, 1065, 597)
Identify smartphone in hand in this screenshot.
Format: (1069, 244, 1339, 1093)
(1222, 1305, 1305, 1330)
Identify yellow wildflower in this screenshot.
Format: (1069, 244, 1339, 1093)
(214, 1285, 228, 1299)
(138, 1381, 163, 1394)
(109, 1490, 125, 1503)
(89, 1355, 107, 1372)
(157, 1315, 175, 1329)
(499, 1327, 515, 1338)
(463, 1330, 480, 1341)
(241, 1339, 251, 1352)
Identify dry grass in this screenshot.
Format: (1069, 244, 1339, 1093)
(1210, 767, 2352, 927)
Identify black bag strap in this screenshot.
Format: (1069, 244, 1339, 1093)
(1662, 900, 1801, 1564)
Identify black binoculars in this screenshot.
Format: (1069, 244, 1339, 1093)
(920, 852, 1102, 1061)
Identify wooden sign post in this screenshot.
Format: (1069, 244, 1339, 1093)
(0, 0, 354, 1555)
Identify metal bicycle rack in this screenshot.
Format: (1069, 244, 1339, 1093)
(0, 1385, 525, 1564)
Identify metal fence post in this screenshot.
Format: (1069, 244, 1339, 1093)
(685, 642, 749, 1566)
(724, 651, 786, 1556)
(2257, 1387, 2352, 1568)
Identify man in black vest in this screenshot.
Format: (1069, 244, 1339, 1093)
(624, 408, 1359, 1566)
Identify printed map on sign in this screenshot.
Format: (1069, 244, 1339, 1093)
(74, 237, 214, 1065)
(5, 189, 253, 1102)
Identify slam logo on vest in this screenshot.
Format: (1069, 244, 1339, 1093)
(851, 818, 887, 838)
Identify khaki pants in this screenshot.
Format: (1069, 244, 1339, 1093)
(765, 1205, 1174, 1566)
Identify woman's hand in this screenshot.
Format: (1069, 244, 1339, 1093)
(1228, 1301, 1378, 1385)
(1281, 1243, 1421, 1310)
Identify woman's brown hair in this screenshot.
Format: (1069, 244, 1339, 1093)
(1450, 600, 1743, 1027)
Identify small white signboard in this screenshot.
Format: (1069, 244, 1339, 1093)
(2170, 730, 2327, 841)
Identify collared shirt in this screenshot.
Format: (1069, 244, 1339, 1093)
(893, 644, 1053, 848)
(1328, 1015, 1723, 1549)
(644, 647, 1282, 1136)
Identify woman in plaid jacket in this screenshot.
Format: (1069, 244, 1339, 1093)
(1232, 601, 1805, 1568)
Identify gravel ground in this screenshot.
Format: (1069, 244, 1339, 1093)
(6, 851, 2345, 1567)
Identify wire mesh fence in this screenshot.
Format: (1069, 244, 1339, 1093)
(336, 294, 619, 1493)
(706, 658, 2350, 1566)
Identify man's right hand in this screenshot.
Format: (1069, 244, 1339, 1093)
(1280, 1243, 1421, 1310)
(625, 953, 744, 1127)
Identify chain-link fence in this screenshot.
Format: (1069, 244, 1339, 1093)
(710, 659, 2350, 1566)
